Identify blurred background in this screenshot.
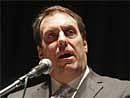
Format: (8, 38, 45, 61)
(1, 1, 129, 92)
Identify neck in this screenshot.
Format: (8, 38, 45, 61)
(50, 67, 86, 84)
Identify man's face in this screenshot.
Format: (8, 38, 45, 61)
(39, 12, 88, 74)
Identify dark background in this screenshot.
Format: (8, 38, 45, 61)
(1, 1, 130, 92)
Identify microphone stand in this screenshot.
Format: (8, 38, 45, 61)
(0, 75, 27, 97)
(0, 59, 52, 97)
(0, 65, 38, 97)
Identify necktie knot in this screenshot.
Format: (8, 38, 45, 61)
(51, 85, 76, 98)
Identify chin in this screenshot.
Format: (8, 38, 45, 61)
(64, 63, 80, 72)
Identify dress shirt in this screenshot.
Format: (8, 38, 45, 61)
(51, 66, 90, 98)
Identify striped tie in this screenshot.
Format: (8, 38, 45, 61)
(51, 85, 76, 98)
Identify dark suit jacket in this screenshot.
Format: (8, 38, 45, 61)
(7, 69, 130, 98)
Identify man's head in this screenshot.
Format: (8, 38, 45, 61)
(33, 5, 88, 83)
(33, 5, 87, 47)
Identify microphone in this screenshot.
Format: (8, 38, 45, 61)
(0, 58, 52, 96)
(27, 58, 52, 78)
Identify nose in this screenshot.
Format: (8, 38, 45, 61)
(58, 31, 67, 48)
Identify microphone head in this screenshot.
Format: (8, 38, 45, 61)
(38, 58, 52, 75)
(28, 58, 52, 78)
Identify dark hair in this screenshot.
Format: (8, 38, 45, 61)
(33, 5, 86, 47)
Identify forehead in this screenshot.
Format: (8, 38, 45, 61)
(40, 12, 78, 32)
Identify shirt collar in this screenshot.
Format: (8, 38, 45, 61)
(51, 66, 90, 95)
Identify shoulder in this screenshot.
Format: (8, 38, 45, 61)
(7, 82, 44, 98)
(100, 74, 130, 97)
(89, 69, 130, 97)
(7, 75, 50, 98)
(92, 69, 130, 87)
(97, 72, 130, 88)
(102, 76, 130, 91)
(89, 69, 130, 86)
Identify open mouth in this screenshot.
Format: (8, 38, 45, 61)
(59, 53, 74, 59)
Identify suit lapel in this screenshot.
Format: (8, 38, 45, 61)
(75, 69, 103, 98)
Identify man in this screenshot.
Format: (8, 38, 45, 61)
(8, 5, 130, 98)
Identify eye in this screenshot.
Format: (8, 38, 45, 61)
(44, 32, 58, 43)
(65, 29, 76, 37)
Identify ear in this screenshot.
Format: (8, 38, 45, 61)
(83, 40, 88, 53)
(37, 46, 44, 59)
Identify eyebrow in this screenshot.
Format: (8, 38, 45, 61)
(43, 27, 58, 34)
(61, 25, 76, 30)
(43, 24, 77, 34)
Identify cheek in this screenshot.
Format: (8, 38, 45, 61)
(72, 38, 85, 52)
(45, 42, 57, 58)
(71, 39, 86, 60)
